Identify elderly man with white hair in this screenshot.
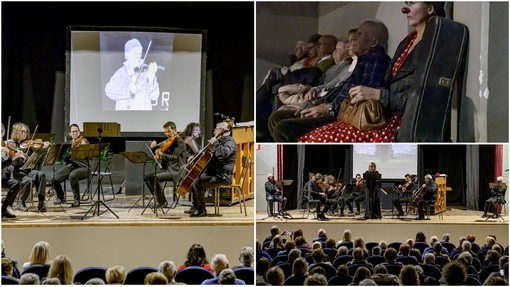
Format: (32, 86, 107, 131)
(201, 254, 246, 285)
(482, 176, 506, 218)
(190, 121, 237, 217)
(415, 174, 438, 220)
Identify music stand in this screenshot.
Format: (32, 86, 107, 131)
(487, 182, 507, 222)
(141, 144, 165, 217)
(122, 151, 154, 212)
(277, 179, 294, 219)
(362, 172, 382, 220)
(43, 143, 70, 212)
(81, 135, 119, 220)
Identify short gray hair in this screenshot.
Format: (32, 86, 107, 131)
(20, 273, 40, 285)
(158, 260, 177, 282)
(211, 253, 229, 274)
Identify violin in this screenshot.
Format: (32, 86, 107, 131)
(134, 63, 165, 73)
(402, 180, 411, 193)
(71, 135, 88, 148)
(154, 136, 177, 160)
(20, 139, 45, 149)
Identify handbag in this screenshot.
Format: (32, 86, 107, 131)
(337, 98, 387, 131)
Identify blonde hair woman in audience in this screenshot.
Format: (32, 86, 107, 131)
(158, 260, 177, 284)
(353, 237, 369, 256)
(144, 272, 168, 285)
(106, 265, 126, 284)
(47, 255, 74, 284)
(337, 229, 352, 246)
(23, 241, 51, 270)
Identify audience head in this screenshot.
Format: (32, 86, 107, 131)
(1, 257, 13, 276)
(433, 242, 443, 254)
(288, 248, 301, 265)
(306, 33, 322, 57)
(325, 238, 336, 249)
(218, 268, 237, 285)
(406, 238, 414, 249)
(292, 257, 308, 277)
(352, 266, 372, 284)
(353, 237, 366, 250)
(157, 261, 176, 283)
(106, 265, 127, 284)
(399, 265, 419, 286)
(304, 273, 328, 285)
(353, 20, 388, 56)
(311, 248, 325, 263)
(256, 257, 270, 277)
(295, 236, 307, 247)
(371, 246, 382, 256)
(333, 38, 350, 64)
(457, 251, 473, 267)
(266, 266, 285, 285)
(41, 277, 61, 285)
(285, 240, 297, 253)
(256, 239, 262, 251)
(483, 273, 507, 285)
(378, 240, 387, 250)
(424, 252, 436, 265)
(430, 235, 439, 245)
(47, 255, 73, 284)
(341, 229, 352, 242)
(185, 243, 209, 267)
(415, 231, 426, 243)
(144, 271, 168, 285)
(493, 244, 503, 255)
(317, 228, 327, 238)
(352, 248, 365, 262)
(239, 246, 254, 267)
(292, 228, 305, 241)
(270, 225, 280, 237)
(19, 272, 40, 285)
(399, 243, 410, 256)
(309, 266, 326, 276)
(461, 240, 472, 251)
(336, 264, 348, 276)
(383, 247, 398, 262)
(359, 278, 377, 285)
(442, 261, 467, 285)
(85, 278, 106, 285)
(211, 253, 229, 275)
(499, 255, 509, 270)
(28, 240, 51, 265)
(312, 241, 322, 250)
(338, 246, 349, 256)
(373, 263, 388, 274)
(486, 250, 501, 264)
(443, 233, 451, 242)
(466, 234, 476, 243)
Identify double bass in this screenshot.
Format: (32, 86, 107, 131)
(175, 123, 231, 196)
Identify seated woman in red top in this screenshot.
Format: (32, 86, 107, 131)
(177, 243, 214, 273)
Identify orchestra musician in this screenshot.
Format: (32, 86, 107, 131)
(265, 173, 287, 216)
(345, 174, 366, 215)
(482, 176, 506, 218)
(1, 123, 21, 218)
(7, 122, 50, 212)
(182, 122, 202, 164)
(363, 162, 382, 220)
(307, 172, 331, 220)
(393, 174, 417, 216)
(105, 38, 160, 110)
(51, 124, 89, 207)
(190, 121, 237, 217)
(415, 174, 438, 220)
(144, 121, 186, 208)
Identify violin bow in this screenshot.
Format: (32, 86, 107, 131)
(5, 115, 11, 141)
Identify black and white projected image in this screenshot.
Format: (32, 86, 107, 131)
(101, 32, 174, 111)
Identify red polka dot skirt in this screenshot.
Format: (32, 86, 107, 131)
(298, 113, 402, 143)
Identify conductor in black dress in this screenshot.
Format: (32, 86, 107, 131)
(363, 162, 381, 219)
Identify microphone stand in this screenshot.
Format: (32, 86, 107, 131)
(81, 128, 119, 219)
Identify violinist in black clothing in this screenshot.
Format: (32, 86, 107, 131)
(345, 174, 366, 215)
(393, 174, 417, 216)
(144, 121, 186, 208)
(415, 174, 438, 220)
(1, 123, 20, 218)
(308, 173, 331, 220)
(363, 162, 382, 220)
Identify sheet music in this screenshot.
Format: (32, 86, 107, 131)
(146, 144, 162, 169)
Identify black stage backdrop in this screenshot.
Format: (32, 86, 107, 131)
(283, 145, 351, 210)
(283, 145, 495, 211)
(1, 2, 253, 132)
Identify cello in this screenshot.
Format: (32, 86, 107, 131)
(408, 185, 427, 210)
(176, 122, 232, 196)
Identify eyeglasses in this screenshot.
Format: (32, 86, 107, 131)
(20, 130, 27, 134)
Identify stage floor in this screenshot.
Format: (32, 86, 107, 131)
(256, 206, 508, 225)
(2, 191, 254, 228)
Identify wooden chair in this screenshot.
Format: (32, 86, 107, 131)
(212, 156, 250, 216)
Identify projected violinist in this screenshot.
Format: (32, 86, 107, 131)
(105, 38, 161, 110)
